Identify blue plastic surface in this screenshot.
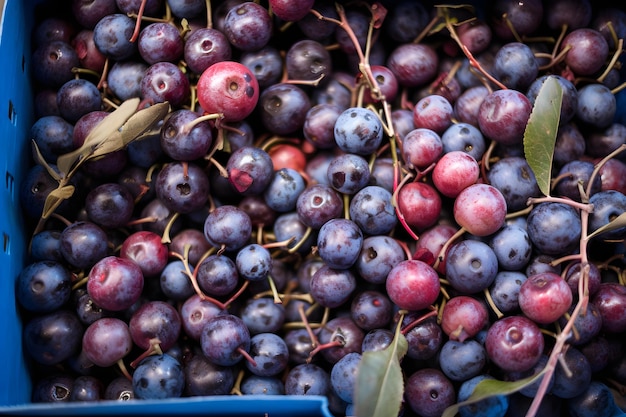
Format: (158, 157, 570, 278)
(0, 1, 333, 415)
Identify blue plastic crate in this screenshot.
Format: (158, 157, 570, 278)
(0, 1, 332, 415)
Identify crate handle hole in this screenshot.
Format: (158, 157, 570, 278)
(8, 100, 16, 124)
(5, 171, 14, 196)
(2, 232, 9, 254)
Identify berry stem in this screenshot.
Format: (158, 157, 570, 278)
(117, 359, 133, 381)
(129, 0, 148, 43)
(400, 308, 438, 335)
(483, 287, 504, 319)
(432, 227, 466, 272)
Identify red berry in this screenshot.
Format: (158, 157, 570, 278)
(197, 61, 259, 122)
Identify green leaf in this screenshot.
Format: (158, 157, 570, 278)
(88, 101, 170, 160)
(353, 319, 408, 417)
(442, 369, 547, 417)
(31, 140, 62, 181)
(57, 98, 141, 175)
(523, 75, 563, 197)
(41, 185, 75, 219)
(587, 212, 626, 240)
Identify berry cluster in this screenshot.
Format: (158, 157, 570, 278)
(18, 0, 626, 416)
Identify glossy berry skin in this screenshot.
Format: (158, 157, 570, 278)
(397, 182, 442, 231)
(317, 218, 363, 270)
(184, 28, 232, 76)
(85, 183, 134, 229)
(81, 317, 132, 367)
(432, 151, 479, 198)
(129, 300, 182, 353)
(330, 352, 361, 404)
(567, 381, 622, 417)
(198, 61, 259, 122)
(106, 61, 147, 101)
(356, 235, 406, 285)
(236, 243, 272, 281)
(284, 363, 330, 396)
(588, 190, 626, 240)
(387, 43, 438, 87)
(526, 202, 581, 255)
(204, 205, 252, 252)
(16, 261, 72, 313)
(592, 283, 626, 333)
(32, 40, 80, 88)
(259, 83, 311, 136)
(317, 316, 364, 364)
(269, 0, 314, 21)
(446, 240, 499, 294)
(554, 160, 601, 202)
(492, 42, 538, 90)
(87, 256, 144, 311)
(441, 296, 488, 342)
(576, 83, 616, 128)
(93, 14, 137, 60)
(485, 315, 544, 373)
(286, 39, 332, 82)
(334, 107, 384, 155)
(155, 161, 209, 214)
(200, 314, 251, 366)
(245, 333, 289, 377)
(487, 156, 540, 212)
(309, 265, 357, 308)
(56, 78, 102, 123)
(196, 254, 239, 297)
(401, 128, 443, 171)
(413, 95, 453, 133)
(140, 62, 190, 108)
(405, 368, 455, 417)
(240, 298, 285, 335)
(350, 290, 393, 331)
(478, 89, 532, 146)
(385, 260, 440, 311)
(226, 146, 274, 196)
(132, 354, 184, 399)
(263, 168, 306, 213)
(349, 186, 397, 236)
(489, 224, 532, 271)
(518, 272, 572, 324)
(453, 183, 507, 236)
(184, 354, 236, 396)
(30, 115, 74, 163)
(296, 183, 343, 229)
(180, 295, 223, 341)
(60, 221, 109, 270)
(223, 2, 273, 52)
(23, 310, 83, 366)
(138, 22, 183, 64)
(326, 153, 370, 195)
(441, 122, 487, 161)
(303, 104, 343, 150)
(561, 28, 609, 76)
(160, 109, 213, 161)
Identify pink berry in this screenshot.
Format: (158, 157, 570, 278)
(386, 260, 440, 311)
(453, 183, 507, 236)
(197, 61, 259, 122)
(518, 272, 573, 324)
(397, 182, 442, 231)
(441, 295, 488, 342)
(432, 151, 480, 198)
(401, 128, 443, 170)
